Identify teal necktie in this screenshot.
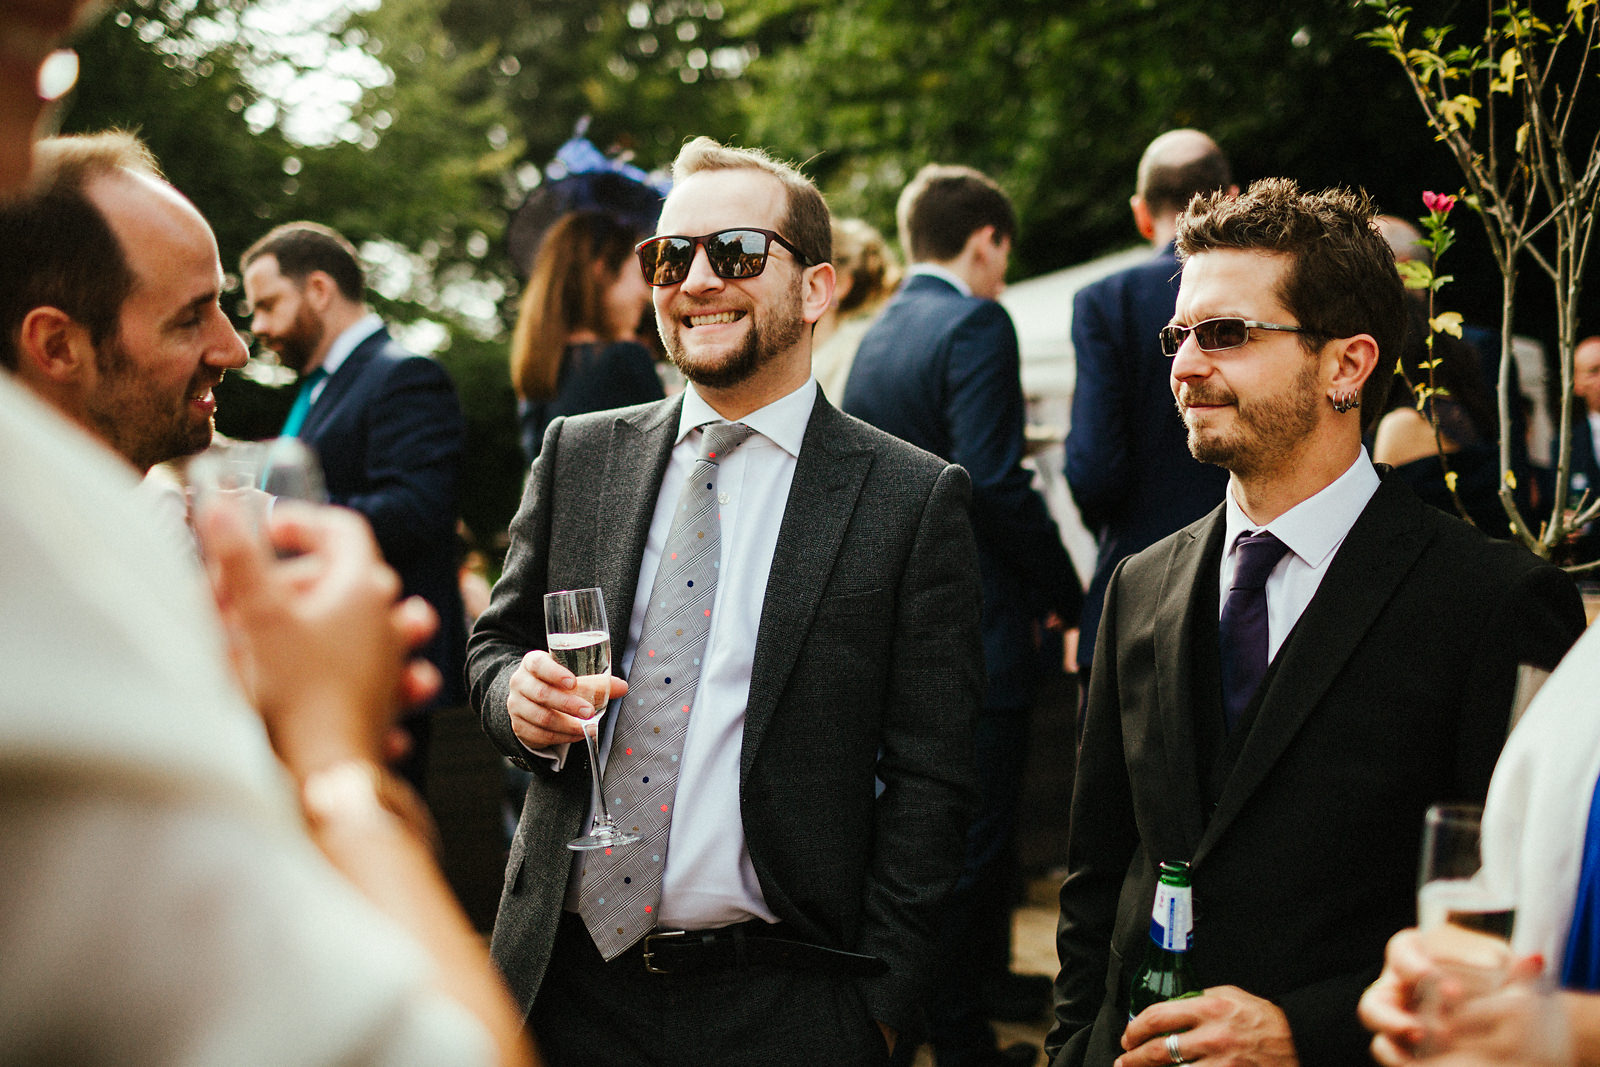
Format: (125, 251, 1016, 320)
(280, 367, 329, 437)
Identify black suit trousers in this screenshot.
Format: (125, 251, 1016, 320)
(531, 912, 891, 1066)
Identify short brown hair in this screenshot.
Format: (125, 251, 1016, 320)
(242, 221, 366, 302)
(896, 164, 1016, 264)
(0, 131, 161, 370)
(1176, 177, 1405, 427)
(670, 137, 831, 268)
(509, 211, 643, 401)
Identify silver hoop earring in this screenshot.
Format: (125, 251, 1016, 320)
(1330, 391, 1360, 414)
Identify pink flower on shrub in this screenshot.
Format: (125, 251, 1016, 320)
(1423, 191, 1457, 215)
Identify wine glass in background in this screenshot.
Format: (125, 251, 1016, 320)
(1415, 803, 1517, 1054)
(543, 587, 639, 852)
(186, 437, 328, 543)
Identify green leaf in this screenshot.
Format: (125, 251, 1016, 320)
(1430, 311, 1465, 337)
(1395, 259, 1434, 289)
(1438, 94, 1480, 130)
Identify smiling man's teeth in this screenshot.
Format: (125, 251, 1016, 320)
(688, 311, 740, 326)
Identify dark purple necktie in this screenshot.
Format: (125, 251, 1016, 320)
(1218, 530, 1290, 733)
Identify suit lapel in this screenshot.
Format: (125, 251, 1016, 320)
(741, 400, 872, 775)
(1152, 510, 1225, 854)
(596, 397, 683, 659)
(1196, 476, 1433, 860)
(301, 329, 384, 440)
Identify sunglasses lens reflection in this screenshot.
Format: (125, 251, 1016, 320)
(638, 230, 773, 286)
(1161, 318, 1251, 356)
(705, 231, 768, 278)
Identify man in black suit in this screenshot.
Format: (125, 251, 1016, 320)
(845, 163, 1082, 1067)
(242, 223, 467, 792)
(1047, 179, 1585, 1067)
(468, 137, 983, 1064)
(1065, 130, 1232, 684)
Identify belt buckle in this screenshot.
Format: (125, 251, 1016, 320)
(642, 929, 686, 974)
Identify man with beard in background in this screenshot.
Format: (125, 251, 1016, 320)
(242, 222, 467, 794)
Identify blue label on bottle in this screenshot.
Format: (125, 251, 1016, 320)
(1149, 883, 1192, 951)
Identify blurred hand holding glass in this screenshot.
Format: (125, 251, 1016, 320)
(1412, 803, 1571, 1062)
(186, 437, 327, 544)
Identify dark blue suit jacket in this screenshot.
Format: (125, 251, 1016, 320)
(1065, 244, 1227, 672)
(844, 273, 1081, 711)
(1557, 398, 1600, 563)
(299, 325, 468, 704)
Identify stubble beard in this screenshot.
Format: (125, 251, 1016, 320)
(661, 273, 805, 391)
(1179, 359, 1323, 480)
(271, 305, 325, 375)
(86, 333, 216, 471)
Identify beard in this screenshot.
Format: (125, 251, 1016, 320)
(268, 304, 325, 375)
(1176, 358, 1322, 479)
(659, 272, 805, 390)
(86, 333, 218, 471)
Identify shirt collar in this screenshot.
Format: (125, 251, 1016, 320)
(906, 263, 972, 298)
(1223, 446, 1381, 569)
(676, 378, 817, 458)
(319, 312, 384, 378)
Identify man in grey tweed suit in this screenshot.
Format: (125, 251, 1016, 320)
(467, 137, 984, 1065)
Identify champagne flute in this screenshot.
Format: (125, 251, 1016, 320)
(544, 587, 639, 852)
(1415, 803, 1517, 1053)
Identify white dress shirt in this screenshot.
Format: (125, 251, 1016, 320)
(578, 379, 817, 929)
(305, 312, 384, 406)
(904, 262, 972, 297)
(1219, 448, 1381, 660)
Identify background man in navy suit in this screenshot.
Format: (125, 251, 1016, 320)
(845, 163, 1082, 1067)
(1048, 179, 1583, 1067)
(242, 222, 467, 792)
(1065, 129, 1232, 687)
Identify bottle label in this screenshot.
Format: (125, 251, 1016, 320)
(1149, 881, 1193, 951)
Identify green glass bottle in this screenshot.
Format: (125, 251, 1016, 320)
(1128, 860, 1202, 1020)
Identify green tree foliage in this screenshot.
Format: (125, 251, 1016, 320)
(732, 0, 1469, 280)
(58, 0, 1592, 550)
(1363, 0, 1600, 559)
(60, 0, 532, 550)
(63, 0, 296, 261)
(439, 0, 752, 174)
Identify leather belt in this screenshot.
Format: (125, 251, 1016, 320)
(640, 922, 888, 977)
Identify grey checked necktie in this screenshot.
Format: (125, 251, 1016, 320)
(574, 420, 755, 960)
(1217, 530, 1290, 733)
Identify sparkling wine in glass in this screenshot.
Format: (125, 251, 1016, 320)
(544, 587, 639, 852)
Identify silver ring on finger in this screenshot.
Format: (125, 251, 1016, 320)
(1166, 1032, 1188, 1065)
